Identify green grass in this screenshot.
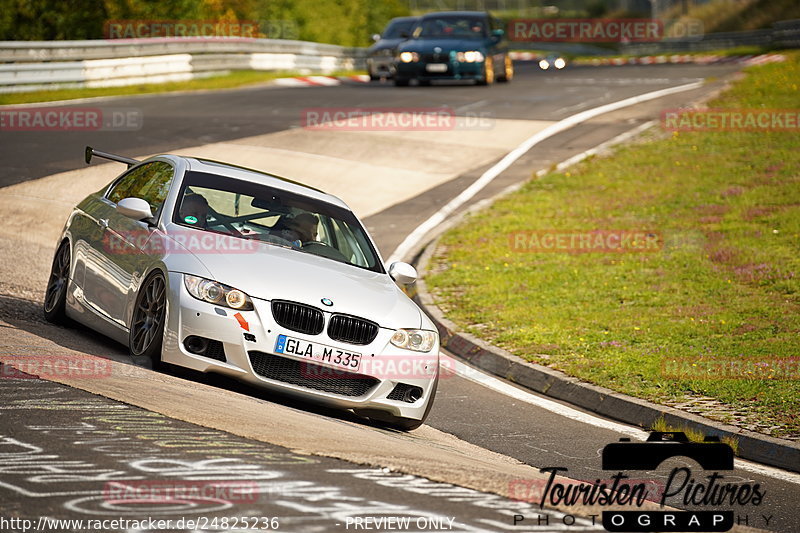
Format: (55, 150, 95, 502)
(0, 69, 365, 106)
(427, 52, 800, 440)
(662, 0, 800, 33)
(650, 417, 740, 455)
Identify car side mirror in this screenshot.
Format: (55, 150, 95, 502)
(117, 197, 154, 222)
(389, 261, 417, 285)
(372, 33, 381, 42)
(493, 28, 505, 37)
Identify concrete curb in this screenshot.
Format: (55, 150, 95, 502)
(412, 238, 800, 473)
(271, 74, 370, 87)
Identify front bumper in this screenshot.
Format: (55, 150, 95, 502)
(394, 60, 486, 81)
(161, 272, 439, 420)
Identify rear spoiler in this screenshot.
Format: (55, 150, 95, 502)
(85, 146, 140, 168)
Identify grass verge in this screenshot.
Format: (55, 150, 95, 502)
(0, 70, 365, 106)
(427, 51, 800, 440)
(650, 417, 740, 455)
(570, 46, 770, 63)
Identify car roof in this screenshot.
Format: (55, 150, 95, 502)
(163, 155, 350, 211)
(389, 15, 419, 22)
(419, 11, 489, 18)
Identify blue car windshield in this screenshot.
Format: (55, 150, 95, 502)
(414, 16, 487, 39)
(383, 19, 417, 39)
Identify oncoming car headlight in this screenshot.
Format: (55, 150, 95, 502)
(399, 51, 419, 63)
(390, 329, 438, 352)
(184, 274, 254, 310)
(457, 51, 484, 63)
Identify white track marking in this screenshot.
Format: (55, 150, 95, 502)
(444, 353, 800, 484)
(387, 81, 701, 264)
(443, 354, 649, 440)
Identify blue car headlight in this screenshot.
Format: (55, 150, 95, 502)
(457, 51, 484, 63)
(399, 52, 419, 63)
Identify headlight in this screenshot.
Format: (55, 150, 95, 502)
(390, 329, 438, 352)
(539, 59, 550, 70)
(457, 50, 484, 63)
(554, 57, 566, 69)
(399, 51, 419, 63)
(184, 275, 254, 311)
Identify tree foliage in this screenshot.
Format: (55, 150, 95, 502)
(0, 0, 410, 45)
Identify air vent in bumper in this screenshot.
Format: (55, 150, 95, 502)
(248, 351, 379, 397)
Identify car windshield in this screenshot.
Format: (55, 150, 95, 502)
(414, 16, 487, 39)
(383, 18, 417, 39)
(173, 171, 384, 273)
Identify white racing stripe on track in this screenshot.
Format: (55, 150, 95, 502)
(444, 356, 800, 485)
(387, 81, 702, 264)
(443, 354, 649, 440)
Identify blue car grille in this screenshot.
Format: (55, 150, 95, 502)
(420, 53, 450, 63)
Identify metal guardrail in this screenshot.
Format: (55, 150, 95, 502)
(1, 19, 798, 94)
(621, 19, 800, 55)
(0, 38, 367, 93)
(0, 38, 364, 62)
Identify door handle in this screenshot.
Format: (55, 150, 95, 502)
(98, 218, 109, 229)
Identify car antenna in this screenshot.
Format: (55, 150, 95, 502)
(85, 146, 140, 168)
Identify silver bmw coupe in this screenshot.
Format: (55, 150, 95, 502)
(44, 147, 439, 430)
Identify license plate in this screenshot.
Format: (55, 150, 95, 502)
(274, 334, 361, 372)
(426, 63, 448, 73)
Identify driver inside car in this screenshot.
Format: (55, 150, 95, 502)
(270, 213, 318, 246)
(178, 193, 209, 228)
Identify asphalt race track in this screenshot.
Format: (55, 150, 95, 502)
(1, 62, 798, 532)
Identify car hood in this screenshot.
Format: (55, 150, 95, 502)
(398, 38, 486, 53)
(166, 234, 422, 330)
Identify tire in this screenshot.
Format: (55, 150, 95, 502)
(43, 240, 70, 324)
(477, 57, 495, 86)
(497, 55, 514, 83)
(129, 271, 167, 365)
(355, 377, 438, 431)
(394, 78, 410, 87)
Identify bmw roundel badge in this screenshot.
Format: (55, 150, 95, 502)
(321, 298, 333, 306)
